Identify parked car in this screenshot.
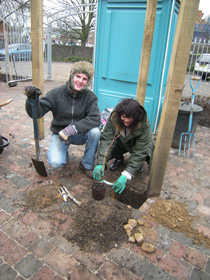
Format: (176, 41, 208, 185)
(194, 53, 210, 79)
(0, 43, 32, 61)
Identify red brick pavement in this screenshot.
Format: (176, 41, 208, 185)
(0, 80, 210, 279)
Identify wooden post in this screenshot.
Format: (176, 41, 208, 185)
(31, 0, 44, 139)
(136, 0, 157, 105)
(147, 0, 200, 197)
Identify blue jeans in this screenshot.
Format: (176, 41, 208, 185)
(48, 127, 101, 170)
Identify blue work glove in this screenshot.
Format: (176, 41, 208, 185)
(59, 124, 77, 141)
(24, 85, 42, 100)
(93, 165, 104, 181)
(112, 175, 127, 194)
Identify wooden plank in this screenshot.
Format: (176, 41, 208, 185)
(136, 0, 157, 105)
(31, 0, 44, 139)
(147, 0, 200, 197)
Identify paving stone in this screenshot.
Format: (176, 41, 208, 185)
(19, 231, 39, 248)
(124, 252, 150, 277)
(193, 244, 210, 257)
(105, 247, 131, 267)
(5, 172, 30, 188)
(1, 219, 29, 241)
(0, 210, 11, 225)
(29, 238, 54, 258)
(4, 245, 27, 265)
(168, 230, 195, 247)
(205, 257, 210, 274)
(43, 248, 78, 276)
(50, 235, 76, 255)
(0, 197, 19, 214)
(0, 190, 6, 200)
(73, 250, 105, 272)
(169, 241, 188, 259)
(158, 254, 192, 279)
(0, 231, 7, 245)
(155, 234, 173, 252)
(30, 265, 55, 280)
(184, 248, 207, 269)
(142, 262, 172, 280)
(0, 238, 17, 256)
(98, 260, 141, 280)
(190, 267, 210, 280)
(15, 254, 43, 278)
(0, 165, 11, 177)
(0, 263, 17, 280)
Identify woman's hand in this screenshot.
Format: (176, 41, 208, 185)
(93, 165, 104, 181)
(112, 175, 127, 194)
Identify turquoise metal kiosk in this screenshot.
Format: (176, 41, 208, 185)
(93, 0, 180, 133)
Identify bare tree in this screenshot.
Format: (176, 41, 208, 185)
(0, 0, 30, 26)
(44, 0, 97, 46)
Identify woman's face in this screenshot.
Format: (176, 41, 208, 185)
(121, 114, 134, 127)
(73, 72, 89, 91)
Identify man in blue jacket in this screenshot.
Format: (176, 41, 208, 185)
(24, 61, 101, 178)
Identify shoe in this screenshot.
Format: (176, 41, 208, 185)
(110, 158, 124, 171)
(79, 162, 93, 179)
(138, 164, 144, 173)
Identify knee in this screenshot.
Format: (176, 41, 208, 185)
(88, 127, 101, 140)
(48, 157, 66, 169)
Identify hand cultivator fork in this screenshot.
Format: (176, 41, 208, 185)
(58, 186, 81, 213)
(58, 187, 72, 213)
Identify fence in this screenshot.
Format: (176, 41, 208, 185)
(0, 13, 48, 84)
(182, 38, 210, 105)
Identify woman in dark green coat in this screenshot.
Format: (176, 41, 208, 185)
(93, 98, 154, 194)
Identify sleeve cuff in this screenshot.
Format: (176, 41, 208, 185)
(121, 170, 133, 180)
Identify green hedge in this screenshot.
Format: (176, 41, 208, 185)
(52, 56, 92, 63)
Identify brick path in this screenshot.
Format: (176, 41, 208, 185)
(0, 79, 210, 280)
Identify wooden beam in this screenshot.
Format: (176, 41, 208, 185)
(31, 0, 44, 139)
(147, 0, 200, 197)
(136, 0, 157, 105)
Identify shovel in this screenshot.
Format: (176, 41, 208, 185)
(28, 96, 48, 177)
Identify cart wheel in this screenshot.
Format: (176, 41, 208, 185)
(0, 136, 10, 154)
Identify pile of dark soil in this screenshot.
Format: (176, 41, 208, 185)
(64, 199, 132, 253)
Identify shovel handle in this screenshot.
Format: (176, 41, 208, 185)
(190, 77, 201, 93)
(28, 96, 39, 140)
(28, 96, 40, 160)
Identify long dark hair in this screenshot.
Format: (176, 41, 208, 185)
(115, 98, 145, 130)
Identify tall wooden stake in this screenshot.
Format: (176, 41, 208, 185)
(136, 0, 157, 105)
(147, 0, 200, 197)
(31, 0, 44, 139)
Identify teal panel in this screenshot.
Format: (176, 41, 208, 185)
(94, 0, 180, 132)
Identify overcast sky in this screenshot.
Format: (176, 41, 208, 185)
(199, 0, 210, 17)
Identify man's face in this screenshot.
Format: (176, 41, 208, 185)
(73, 72, 89, 91)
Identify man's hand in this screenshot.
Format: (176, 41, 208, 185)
(112, 175, 127, 194)
(59, 124, 76, 142)
(93, 165, 104, 181)
(24, 86, 42, 100)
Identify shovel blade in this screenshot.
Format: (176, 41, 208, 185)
(31, 157, 48, 177)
